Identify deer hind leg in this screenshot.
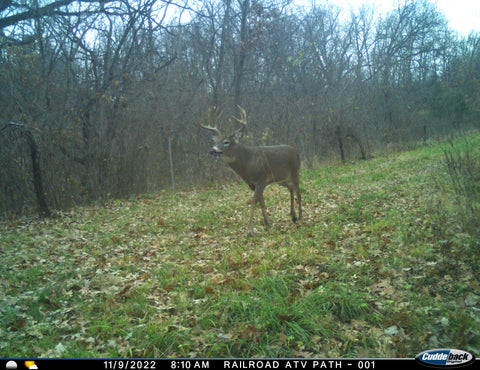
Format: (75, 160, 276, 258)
(248, 198, 256, 237)
(287, 186, 297, 222)
(292, 172, 302, 221)
(289, 178, 302, 222)
(296, 186, 302, 221)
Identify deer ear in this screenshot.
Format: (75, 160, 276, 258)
(233, 128, 244, 142)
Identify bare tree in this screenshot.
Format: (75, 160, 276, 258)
(1, 0, 477, 216)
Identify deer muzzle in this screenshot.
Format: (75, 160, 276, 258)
(210, 147, 223, 158)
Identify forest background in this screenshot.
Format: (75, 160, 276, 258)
(1, 0, 479, 216)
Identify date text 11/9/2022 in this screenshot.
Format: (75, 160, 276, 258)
(103, 360, 211, 370)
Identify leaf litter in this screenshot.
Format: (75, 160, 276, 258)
(1, 140, 480, 358)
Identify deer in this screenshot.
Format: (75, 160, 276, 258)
(200, 106, 302, 236)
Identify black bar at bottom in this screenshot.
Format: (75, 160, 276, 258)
(2, 359, 480, 370)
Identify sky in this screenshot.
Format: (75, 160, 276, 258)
(298, 0, 480, 37)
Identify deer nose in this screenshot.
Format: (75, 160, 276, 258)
(210, 147, 222, 156)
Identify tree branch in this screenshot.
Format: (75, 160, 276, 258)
(0, 0, 115, 30)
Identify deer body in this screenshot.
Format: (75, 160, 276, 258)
(201, 107, 302, 236)
(225, 144, 299, 189)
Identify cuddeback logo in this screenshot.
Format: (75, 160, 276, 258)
(416, 349, 476, 368)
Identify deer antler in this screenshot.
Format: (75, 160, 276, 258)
(232, 105, 247, 129)
(200, 108, 223, 136)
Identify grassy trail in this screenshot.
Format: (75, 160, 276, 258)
(1, 134, 479, 358)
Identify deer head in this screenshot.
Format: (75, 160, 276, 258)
(200, 106, 247, 159)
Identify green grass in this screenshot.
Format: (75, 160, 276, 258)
(1, 133, 480, 358)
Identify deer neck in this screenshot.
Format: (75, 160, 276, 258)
(224, 143, 252, 169)
(224, 144, 256, 187)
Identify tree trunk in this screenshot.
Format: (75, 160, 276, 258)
(7, 123, 51, 217)
(336, 126, 345, 163)
(233, 0, 250, 107)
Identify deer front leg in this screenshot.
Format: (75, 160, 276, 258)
(248, 184, 269, 236)
(258, 192, 270, 230)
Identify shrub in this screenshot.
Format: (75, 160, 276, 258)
(443, 138, 480, 236)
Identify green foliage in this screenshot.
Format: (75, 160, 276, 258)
(0, 133, 479, 358)
(262, 127, 270, 145)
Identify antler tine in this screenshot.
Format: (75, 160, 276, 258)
(232, 105, 247, 128)
(214, 109, 224, 128)
(200, 108, 222, 136)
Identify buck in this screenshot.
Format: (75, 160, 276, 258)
(200, 106, 302, 236)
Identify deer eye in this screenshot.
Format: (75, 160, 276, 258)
(223, 140, 230, 146)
